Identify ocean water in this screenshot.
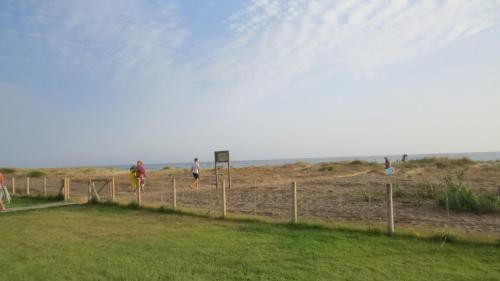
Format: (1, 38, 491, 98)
(112, 151, 500, 171)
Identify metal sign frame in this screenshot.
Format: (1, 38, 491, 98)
(214, 150, 231, 189)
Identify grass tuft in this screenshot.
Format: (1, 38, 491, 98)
(26, 170, 46, 177)
(438, 172, 499, 214)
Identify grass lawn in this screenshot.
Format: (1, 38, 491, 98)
(4, 195, 63, 208)
(0, 205, 499, 281)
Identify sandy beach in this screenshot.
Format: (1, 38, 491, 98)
(2, 158, 499, 240)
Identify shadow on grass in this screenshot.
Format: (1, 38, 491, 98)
(13, 194, 64, 202)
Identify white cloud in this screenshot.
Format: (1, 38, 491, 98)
(213, 0, 500, 96)
(1, 0, 189, 90)
(2, 0, 499, 100)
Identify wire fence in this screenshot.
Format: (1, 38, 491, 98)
(2, 173, 499, 238)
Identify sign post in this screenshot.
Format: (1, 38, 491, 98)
(384, 159, 394, 235)
(214, 150, 231, 189)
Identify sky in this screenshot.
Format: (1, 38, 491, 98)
(1, 0, 500, 168)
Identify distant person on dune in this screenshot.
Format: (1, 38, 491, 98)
(384, 157, 391, 169)
(0, 172, 6, 211)
(402, 154, 408, 162)
(384, 157, 394, 176)
(136, 161, 146, 192)
(191, 158, 200, 191)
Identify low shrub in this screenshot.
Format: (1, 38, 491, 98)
(407, 157, 474, 169)
(392, 185, 405, 198)
(438, 172, 499, 214)
(416, 183, 437, 199)
(412, 183, 438, 207)
(0, 168, 16, 174)
(318, 163, 335, 172)
(27, 170, 46, 177)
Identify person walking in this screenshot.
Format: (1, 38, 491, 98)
(129, 164, 138, 191)
(0, 172, 6, 211)
(384, 157, 391, 169)
(384, 157, 394, 176)
(401, 154, 408, 162)
(135, 160, 146, 193)
(191, 158, 200, 191)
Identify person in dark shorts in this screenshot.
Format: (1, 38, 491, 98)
(191, 158, 200, 190)
(384, 157, 391, 169)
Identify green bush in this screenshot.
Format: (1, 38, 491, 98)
(0, 168, 16, 174)
(27, 170, 46, 178)
(318, 163, 335, 172)
(416, 183, 436, 199)
(438, 172, 499, 214)
(392, 185, 405, 198)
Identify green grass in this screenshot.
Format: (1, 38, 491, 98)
(6, 195, 63, 208)
(0, 205, 499, 281)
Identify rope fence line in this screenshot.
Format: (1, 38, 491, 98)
(1, 174, 499, 236)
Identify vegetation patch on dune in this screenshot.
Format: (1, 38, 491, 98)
(0, 168, 16, 174)
(26, 170, 46, 177)
(439, 172, 499, 214)
(405, 157, 475, 169)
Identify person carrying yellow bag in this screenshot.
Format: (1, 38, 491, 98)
(129, 165, 138, 191)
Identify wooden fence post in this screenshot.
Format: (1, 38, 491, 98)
(63, 177, 67, 201)
(292, 181, 298, 224)
(111, 177, 116, 202)
(386, 183, 394, 235)
(67, 178, 71, 200)
(172, 178, 176, 209)
(87, 177, 92, 203)
(222, 180, 227, 218)
(254, 186, 257, 216)
(215, 163, 218, 189)
(26, 177, 30, 196)
(43, 176, 47, 197)
(228, 162, 232, 189)
(12, 177, 15, 195)
(137, 178, 142, 206)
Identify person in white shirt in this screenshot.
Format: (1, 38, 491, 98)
(191, 158, 200, 190)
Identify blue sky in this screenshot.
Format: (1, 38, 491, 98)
(1, 0, 500, 167)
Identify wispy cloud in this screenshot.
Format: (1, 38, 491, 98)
(1, 0, 499, 99)
(1, 0, 189, 87)
(213, 0, 500, 95)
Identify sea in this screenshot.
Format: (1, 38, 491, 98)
(111, 151, 500, 171)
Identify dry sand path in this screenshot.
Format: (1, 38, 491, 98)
(332, 170, 372, 178)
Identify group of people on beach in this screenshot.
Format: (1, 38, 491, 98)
(0, 156, 399, 211)
(0, 158, 202, 211)
(128, 158, 201, 192)
(129, 160, 146, 192)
